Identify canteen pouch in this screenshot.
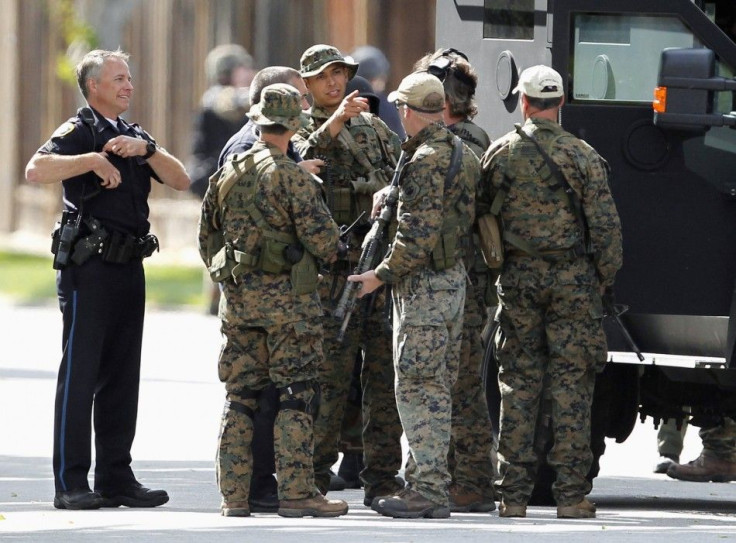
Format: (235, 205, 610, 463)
(477, 213, 504, 269)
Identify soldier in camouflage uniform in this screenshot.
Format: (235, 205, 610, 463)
(293, 44, 405, 504)
(412, 48, 496, 513)
(197, 83, 348, 518)
(477, 66, 623, 519)
(349, 71, 477, 519)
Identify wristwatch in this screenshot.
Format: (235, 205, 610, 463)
(143, 141, 157, 160)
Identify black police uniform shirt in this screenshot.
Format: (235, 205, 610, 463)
(38, 107, 162, 238)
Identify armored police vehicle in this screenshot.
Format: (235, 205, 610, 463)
(436, 0, 736, 501)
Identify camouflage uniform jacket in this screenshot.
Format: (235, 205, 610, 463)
(197, 140, 340, 326)
(375, 123, 477, 283)
(292, 106, 401, 227)
(478, 117, 622, 287)
(448, 118, 491, 160)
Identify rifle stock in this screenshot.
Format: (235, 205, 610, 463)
(333, 151, 408, 342)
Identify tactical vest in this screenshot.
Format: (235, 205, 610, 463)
(205, 148, 318, 294)
(492, 124, 589, 260)
(328, 113, 394, 226)
(430, 136, 467, 271)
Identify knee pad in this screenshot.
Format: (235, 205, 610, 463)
(277, 380, 320, 417)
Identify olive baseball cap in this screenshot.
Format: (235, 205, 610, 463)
(247, 83, 309, 131)
(387, 71, 445, 113)
(513, 65, 564, 98)
(300, 44, 358, 80)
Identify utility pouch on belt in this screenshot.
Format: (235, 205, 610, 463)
(290, 251, 319, 295)
(259, 237, 290, 274)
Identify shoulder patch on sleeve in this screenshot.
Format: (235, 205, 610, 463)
(52, 122, 77, 139)
(401, 178, 423, 202)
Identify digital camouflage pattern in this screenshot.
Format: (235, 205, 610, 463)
(197, 140, 340, 504)
(293, 103, 404, 494)
(299, 44, 359, 80)
(446, 118, 495, 501)
(478, 116, 623, 507)
(401, 119, 495, 501)
(376, 122, 477, 505)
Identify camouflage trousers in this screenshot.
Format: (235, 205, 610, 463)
(405, 274, 495, 499)
(449, 275, 495, 498)
(494, 256, 606, 506)
(216, 318, 322, 503)
(314, 272, 403, 494)
(700, 417, 736, 462)
(392, 263, 466, 506)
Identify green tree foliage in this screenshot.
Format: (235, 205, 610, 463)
(51, 0, 100, 86)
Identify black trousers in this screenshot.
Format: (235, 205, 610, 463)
(53, 257, 145, 493)
(250, 385, 278, 498)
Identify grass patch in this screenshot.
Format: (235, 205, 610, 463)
(0, 251, 205, 308)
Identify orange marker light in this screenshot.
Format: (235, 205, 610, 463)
(653, 86, 667, 113)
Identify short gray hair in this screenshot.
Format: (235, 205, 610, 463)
(76, 49, 130, 99)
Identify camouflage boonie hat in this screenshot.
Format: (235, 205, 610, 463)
(387, 71, 445, 113)
(247, 83, 309, 131)
(300, 44, 358, 80)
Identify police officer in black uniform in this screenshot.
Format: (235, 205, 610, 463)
(25, 49, 190, 510)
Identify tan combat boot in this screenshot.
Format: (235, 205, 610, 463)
(498, 501, 527, 518)
(221, 501, 250, 517)
(557, 498, 596, 519)
(449, 484, 496, 512)
(667, 452, 736, 482)
(278, 493, 348, 518)
(363, 477, 405, 507)
(372, 488, 450, 519)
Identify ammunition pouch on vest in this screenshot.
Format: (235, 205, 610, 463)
(333, 117, 393, 229)
(431, 217, 460, 271)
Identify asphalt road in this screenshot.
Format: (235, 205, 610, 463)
(2, 298, 736, 542)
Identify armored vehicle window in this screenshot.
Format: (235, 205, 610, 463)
(483, 0, 534, 40)
(572, 14, 699, 103)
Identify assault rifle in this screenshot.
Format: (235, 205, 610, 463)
(333, 151, 408, 342)
(603, 292, 645, 362)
